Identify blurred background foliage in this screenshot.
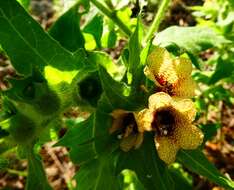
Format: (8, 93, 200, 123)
(0, 0, 233, 189)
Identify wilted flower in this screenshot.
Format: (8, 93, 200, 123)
(135, 92, 203, 164)
(110, 109, 144, 152)
(144, 47, 197, 98)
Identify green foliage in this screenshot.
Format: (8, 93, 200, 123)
(116, 134, 174, 190)
(83, 14, 104, 48)
(0, 0, 79, 76)
(26, 148, 52, 190)
(178, 150, 234, 189)
(75, 152, 119, 190)
(16, 0, 30, 9)
(0, 0, 233, 189)
(154, 26, 230, 68)
(49, 4, 85, 52)
(9, 113, 36, 144)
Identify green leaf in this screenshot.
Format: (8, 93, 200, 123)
(127, 20, 141, 84)
(203, 85, 233, 106)
(154, 26, 229, 54)
(83, 14, 103, 48)
(87, 51, 118, 75)
(119, 170, 146, 190)
(49, 4, 85, 52)
(16, 0, 30, 9)
(116, 134, 174, 190)
(107, 30, 117, 48)
(209, 57, 234, 84)
(0, 157, 9, 170)
(177, 149, 234, 189)
(140, 38, 153, 66)
(57, 110, 113, 165)
(168, 163, 193, 190)
(199, 123, 221, 142)
(98, 65, 137, 110)
(75, 152, 120, 190)
(154, 26, 230, 68)
(26, 148, 52, 190)
(0, 0, 78, 75)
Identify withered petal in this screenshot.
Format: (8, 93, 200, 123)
(134, 109, 154, 132)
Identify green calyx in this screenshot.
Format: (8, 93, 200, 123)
(33, 86, 61, 116)
(9, 113, 36, 144)
(74, 71, 103, 107)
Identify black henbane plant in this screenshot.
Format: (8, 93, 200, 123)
(0, 0, 233, 190)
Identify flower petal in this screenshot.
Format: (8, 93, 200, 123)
(144, 66, 159, 85)
(134, 133, 144, 149)
(149, 92, 172, 110)
(120, 134, 138, 152)
(172, 98, 196, 122)
(173, 57, 193, 79)
(147, 47, 177, 85)
(155, 136, 179, 164)
(134, 109, 153, 132)
(173, 78, 197, 98)
(176, 124, 204, 149)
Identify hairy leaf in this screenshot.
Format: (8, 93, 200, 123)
(49, 4, 85, 52)
(75, 152, 120, 190)
(0, 0, 78, 75)
(98, 65, 137, 110)
(154, 26, 229, 54)
(57, 110, 113, 165)
(154, 26, 230, 68)
(83, 14, 103, 48)
(178, 150, 234, 189)
(26, 148, 52, 190)
(116, 134, 174, 190)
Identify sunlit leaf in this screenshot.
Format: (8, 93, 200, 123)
(0, 0, 78, 75)
(83, 14, 103, 48)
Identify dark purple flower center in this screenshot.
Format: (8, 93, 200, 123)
(152, 108, 175, 136)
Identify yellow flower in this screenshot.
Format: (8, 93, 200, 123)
(110, 109, 144, 152)
(145, 47, 197, 98)
(135, 92, 204, 164)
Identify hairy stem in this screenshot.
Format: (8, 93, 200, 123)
(145, 0, 171, 43)
(90, 0, 132, 37)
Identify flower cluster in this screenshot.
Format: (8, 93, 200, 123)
(111, 47, 203, 164)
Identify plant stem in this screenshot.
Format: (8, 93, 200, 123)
(145, 0, 171, 43)
(7, 168, 27, 177)
(90, 0, 132, 37)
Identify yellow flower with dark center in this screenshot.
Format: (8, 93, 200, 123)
(144, 47, 197, 98)
(135, 92, 204, 164)
(110, 110, 144, 152)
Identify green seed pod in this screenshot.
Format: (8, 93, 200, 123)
(34, 89, 60, 115)
(9, 114, 36, 144)
(75, 72, 103, 107)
